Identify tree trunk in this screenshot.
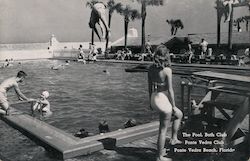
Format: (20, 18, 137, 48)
(216, 0, 223, 47)
(108, 13, 112, 27)
(246, 20, 249, 31)
(141, 1, 146, 54)
(91, 29, 94, 45)
(228, 7, 233, 50)
(124, 19, 129, 49)
(105, 13, 112, 52)
(237, 21, 240, 32)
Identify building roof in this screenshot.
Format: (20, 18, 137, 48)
(164, 37, 190, 47)
(188, 31, 250, 45)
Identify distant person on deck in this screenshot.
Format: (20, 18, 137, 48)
(0, 71, 32, 115)
(148, 45, 183, 161)
(187, 41, 194, 63)
(92, 53, 97, 62)
(199, 38, 208, 58)
(32, 91, 52, 117)
(125, 48, 132, 60)
(78, 44, 86, 64)
(239, 48, 250, 66)
(88, 44, 96, 61)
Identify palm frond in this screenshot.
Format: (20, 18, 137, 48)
(107, 0, 123, 14)
(131, 9, 141, 20)
(135, 0, 164, 6)
(120, 5, 141, 22)
(86, 0, 99, 8)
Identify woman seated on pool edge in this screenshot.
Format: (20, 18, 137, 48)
(148, 45, 183, 161)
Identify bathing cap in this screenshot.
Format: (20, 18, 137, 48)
(42, 91, 49, 98)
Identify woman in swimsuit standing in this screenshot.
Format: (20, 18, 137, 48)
(148, 45, 183, 161)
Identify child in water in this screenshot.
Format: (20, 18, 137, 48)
(32, 91, 52, 117)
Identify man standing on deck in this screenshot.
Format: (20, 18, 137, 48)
(199, 38, 208, 58)
(0, 71, 32, 115)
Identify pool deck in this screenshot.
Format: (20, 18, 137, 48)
(97, 59, 250, 76)
(52, 57, 250, 72)
(86, 134, 250, 161)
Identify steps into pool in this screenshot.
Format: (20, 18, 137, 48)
(0, 108, 159, 159)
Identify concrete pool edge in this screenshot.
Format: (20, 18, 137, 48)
(96, 59, 250, 71)
(0, 108, 159, 159)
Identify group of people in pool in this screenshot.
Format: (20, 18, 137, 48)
(74, 119, 137, 138)
(0, 44, 183, 161)
(0, 59, 16, 68)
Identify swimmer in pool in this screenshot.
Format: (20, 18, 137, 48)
(32, 91, 52, 117)
(65, 60, 70, 66)
(103, 69, 110, 75)
(98, 120, 110, 134)
(51, 64, 65, 70)
(2, 59, 9, 68)
(148, 45, 183, 161)
(124, 118, 137, 128)
(74, 128, 94, 138)
(0, 71, 32, 115)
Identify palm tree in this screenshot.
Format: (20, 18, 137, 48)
(243, 16, 250, 31)
(234, 17, 244, 32)
(135, 0, 164, 53)
(166, 19, 184, 35)
(119, 5, 140, 48)
(86, 0, 99, 45)
(215, 0, 225, 47)
(105, 0, 123, 51)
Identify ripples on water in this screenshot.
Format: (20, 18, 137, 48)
(0, 60, 183, 161)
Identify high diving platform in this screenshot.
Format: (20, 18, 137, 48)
(0, 108, 159, 159)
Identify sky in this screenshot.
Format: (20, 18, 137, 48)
(0, 0, 248, 44)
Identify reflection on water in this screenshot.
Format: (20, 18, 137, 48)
(0, 60, 183, 161)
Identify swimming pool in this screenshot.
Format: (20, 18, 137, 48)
(0, 60, 183, 161)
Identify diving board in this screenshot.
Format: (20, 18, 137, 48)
(0, 108, 159, 159)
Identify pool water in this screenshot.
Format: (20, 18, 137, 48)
(0, 60, 184, 161)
